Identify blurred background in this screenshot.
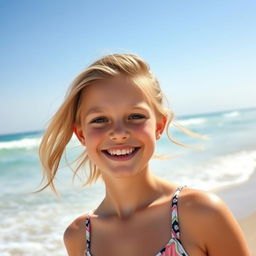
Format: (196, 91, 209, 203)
(0, 0, 255, 134)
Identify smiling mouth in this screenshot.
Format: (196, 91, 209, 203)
(101, 147, 140, 160)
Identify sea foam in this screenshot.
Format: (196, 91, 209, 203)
(0, 138, 41, 150)
(177, 117, 207, 126)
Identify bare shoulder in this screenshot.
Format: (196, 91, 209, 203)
(63, 215, 87, 256)
(179, 188, 250, 256)
(180, 188, 228, 215)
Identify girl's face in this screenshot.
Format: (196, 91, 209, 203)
(75, 75, 165, 179)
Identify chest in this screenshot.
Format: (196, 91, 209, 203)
(85, 201, 206, 256)
(89, 206, 172, 256)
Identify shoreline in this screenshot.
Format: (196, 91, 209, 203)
(214, 168, 256, 219)
(213, 168, 256, 255)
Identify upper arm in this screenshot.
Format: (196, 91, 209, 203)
(187, 191, 250, 256)
(63, 217, 86, 256)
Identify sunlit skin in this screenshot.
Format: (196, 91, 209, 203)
(65, 75, 250, 256)
(75, 75, 162, 181)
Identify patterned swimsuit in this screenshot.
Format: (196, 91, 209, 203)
(85, 186, 188, 256)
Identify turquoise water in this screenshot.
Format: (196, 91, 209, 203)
(1, 108, 256, 255)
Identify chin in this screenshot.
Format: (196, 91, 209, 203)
(103, 164, 148, 180)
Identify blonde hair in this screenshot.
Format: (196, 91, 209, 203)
(39, 53, 203, 193)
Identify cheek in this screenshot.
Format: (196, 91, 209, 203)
(133, 122, 156, 144)
(134, 123, 157, 158)
(86, 128, 105, 136)
(133, 122, 156, 139)
(83, 127, 106, 146)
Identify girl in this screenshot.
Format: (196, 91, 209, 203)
(39, 54, 250, 256)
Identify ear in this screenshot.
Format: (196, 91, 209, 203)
(155, 115, 167, 140)
(73, 125, 86, 146)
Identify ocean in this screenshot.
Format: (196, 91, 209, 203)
(1, 108, 256, 255)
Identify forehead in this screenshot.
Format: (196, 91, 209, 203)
(80, 76, 151, 109)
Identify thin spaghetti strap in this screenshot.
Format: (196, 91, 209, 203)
(171, 186, 186, 239)
(85, 214, 92, 256)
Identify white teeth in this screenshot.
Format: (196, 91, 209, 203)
(107, 148, 135, 156)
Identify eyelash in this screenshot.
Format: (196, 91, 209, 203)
(128, 114, 146, 120)
(90, 117, 108, 124)
(89, 114, 146, 124)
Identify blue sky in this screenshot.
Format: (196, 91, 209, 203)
(0, 0, 255, 134)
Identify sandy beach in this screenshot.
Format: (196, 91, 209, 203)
(239, 212, 256, 256)
(215, 169, 256, 255)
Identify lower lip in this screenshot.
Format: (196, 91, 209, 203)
(102, 148, 140, 161)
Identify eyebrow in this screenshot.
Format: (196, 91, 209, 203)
(85, 104, 150, 116)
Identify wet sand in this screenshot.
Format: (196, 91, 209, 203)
(239, 212, 256, 256)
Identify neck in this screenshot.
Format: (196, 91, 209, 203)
(98, 167, 165, 219)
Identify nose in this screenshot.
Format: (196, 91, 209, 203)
(109, 123, 130, 142)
